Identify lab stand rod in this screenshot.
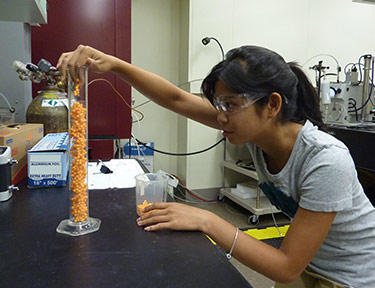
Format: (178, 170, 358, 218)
(361, 55, 372, 122)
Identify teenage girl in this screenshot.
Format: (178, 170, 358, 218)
(58, 45, 375, 287)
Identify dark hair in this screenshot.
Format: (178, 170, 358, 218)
(201, 45, 326, 130)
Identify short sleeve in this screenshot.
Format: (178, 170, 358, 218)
(298, 146, 355, 212)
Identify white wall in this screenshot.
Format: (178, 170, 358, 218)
(188, 0, 234, 93)
(188, 0, 375, 84)
(179, 117, 224, 189)
(131, 0, 181, 174)
(0, 22, 31, 123)
(131, 0, 375, 187)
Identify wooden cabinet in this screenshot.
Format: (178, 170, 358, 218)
(31, 0, 131, 160)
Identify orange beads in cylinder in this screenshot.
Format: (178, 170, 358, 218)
(56, 69, 101, 236)
(70, 83, 88, 222)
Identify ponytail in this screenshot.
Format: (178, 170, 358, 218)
(288, 62, 327, 131)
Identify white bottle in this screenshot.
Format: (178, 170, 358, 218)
(320, 78, 331, 105)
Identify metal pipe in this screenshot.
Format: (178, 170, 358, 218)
(361, 55, 372, 121)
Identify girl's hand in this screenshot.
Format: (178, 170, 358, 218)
(57, 45, 116, 82)
(136, 202, 212, 232)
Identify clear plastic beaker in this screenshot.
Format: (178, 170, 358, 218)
(135, 173, 167, 216)
(56, 68, 101, 236)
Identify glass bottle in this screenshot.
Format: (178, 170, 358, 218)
(56, 68, 101, 236)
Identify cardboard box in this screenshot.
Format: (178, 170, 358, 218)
(27, 132, 69, 188)
(124, 142, 154, 172)
(0, 123, 44, 184)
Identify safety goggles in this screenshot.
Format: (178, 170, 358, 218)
(213, 93, 267, 114)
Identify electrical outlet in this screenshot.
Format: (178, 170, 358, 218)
(167, 185, 174, 198)
(157, 170, 179, 199)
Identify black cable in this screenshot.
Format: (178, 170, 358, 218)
(173, 181, 215, 202)
(174, 184, 186, 200)
(114, 139, 120, 159)
(348, 98, 356, 109)
(348, 57, 374, 114)
(202, 37, 225, 61)
(319, 73, 337, 79)
(132, 136, 225, 156)
(344, 63, 356, 74)
(348, 98, 358, 121)
(210, 37, 225, 61)
(348, 89, 372, 112)
(356, 55, 366, 85)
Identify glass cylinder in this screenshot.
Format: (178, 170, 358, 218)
(56, 68, 101, 236)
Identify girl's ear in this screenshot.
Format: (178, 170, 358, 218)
(266, 92, 283, 119)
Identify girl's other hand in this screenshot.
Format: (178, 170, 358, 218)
(136, 202, 212, 233)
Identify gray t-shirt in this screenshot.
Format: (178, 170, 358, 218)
(247, 120, 375, 287)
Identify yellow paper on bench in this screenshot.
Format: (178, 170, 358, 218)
(206, 225, 289, 245)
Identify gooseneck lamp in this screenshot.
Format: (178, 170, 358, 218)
(201, 37, 225, 61)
